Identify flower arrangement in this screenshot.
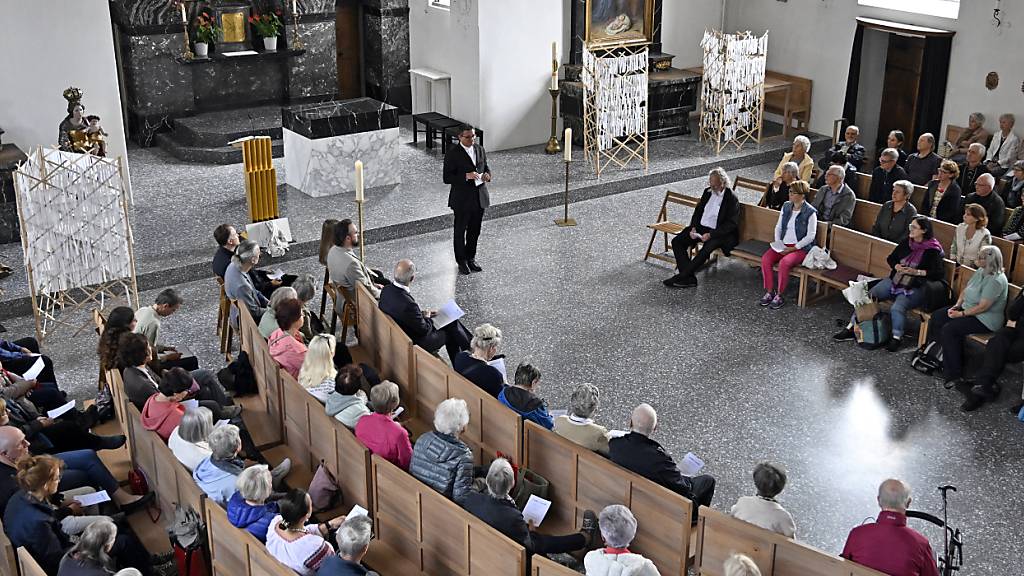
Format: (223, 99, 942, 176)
(194, 10, 220, 44)
(249, 9, 284, 38)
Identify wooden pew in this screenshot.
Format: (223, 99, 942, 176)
(125, 403, 206, 518)
(693, 507, 887, 576)
(909, 185, 927, 212)
(367, 454, 527, 575)
(16, 547, 46, 576)
(206, 499, 295, 576)
(376, 311, 416, 403)
(855, 172, 872, 200)
(907, 259, 958, 347)
(0, 521, 17, 576)
(523, 421, 692, 576)
(103, 368, 134, 460)
(992, 236, 1016, 277)
(929, 219, 955, 255)
(850, 199, 882, 236)
(1012, 247, 1024, 286)
(968, 282, 1022, 346)
(237, 302, 285, 448)
(734, 176, 769, 206)
(644, 191, 701, 264)
(532, 554, 581, 576)
(802, 227, 896, 305)
(356, 283, 381, 368)
(413, 346, 522, 466)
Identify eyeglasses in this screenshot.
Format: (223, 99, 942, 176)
(459, 133, 476, 140)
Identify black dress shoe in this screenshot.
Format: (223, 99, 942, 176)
(457, 261, 471, 275)
(970, 383, 1001, 401)
(662, 275, 680, 287)
(671, 276, 698, 288)
(467, 260, 483, 272)
(97, 434, 127, 450)
(960, 394, 985, 412)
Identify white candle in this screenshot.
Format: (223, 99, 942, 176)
(564, 128, 572, 162)
(292, 0, 298, 15)
(180, 2, 187, 24)
(552, 41, 557, 64)
(550, 72, 557, 91)
(354, 160, 364, 202)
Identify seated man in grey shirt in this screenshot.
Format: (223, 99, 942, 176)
(326, 219, 389, 311)
(810, 165, 857, 227)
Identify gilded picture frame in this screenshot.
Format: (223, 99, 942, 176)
(585, 0, 654, 49)
(213, 4, 251, 53)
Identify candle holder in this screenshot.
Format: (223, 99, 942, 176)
(545, 88, 561, 155)
(180, 1, 194, 61)
(290, 3, 304, 50)
(554, 159, 576, 226)
(355, 198, 365, 262)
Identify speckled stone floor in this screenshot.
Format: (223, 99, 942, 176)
(5, 160, 1021, 574)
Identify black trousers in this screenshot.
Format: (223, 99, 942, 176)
(453, 206, 485, 263)
(422, 320, 472, 362)
(159, 354, 200, 372)
(927, 306, 991, 380)
(974, 327, 1024, 387)
(671, 226, 729, 279)
(5, 337, 59, 384)
(529, 531, 585, 555)
(687, 474, 717, 522)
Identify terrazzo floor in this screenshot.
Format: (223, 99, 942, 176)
(5, 160, 1021, 575)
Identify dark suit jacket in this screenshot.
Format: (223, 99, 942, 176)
(123, 365, 160, 410)
(922, 180, 963, 224)
(378, 284, 445, 353)
(685, 187, 740, 253)
(609, 432, 695, 500)
(819, 142, 867, 171)
(964, 191, 1006, 234)
(443, 142, 490, 211)
(461, 491, 533, 551)
(869, 165, 909, 203)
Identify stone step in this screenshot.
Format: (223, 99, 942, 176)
(170, 105, 284, 148)
(153, 132, 284, 165)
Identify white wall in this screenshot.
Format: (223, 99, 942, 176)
(724, 0, 1024, 136)
(0, 0, 128, 161)
(660, 0, 727, 69)
(478, 0, 563, 150)
(408, 0, 481, 127)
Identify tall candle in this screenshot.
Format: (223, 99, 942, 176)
(180, 2, 187, 24)
(292, 0, 298, 14)
(552, 41, 557, 64)
(354, 160, 364, 202)
(564, 128, 572, 162)
(550, 72, 557, 91)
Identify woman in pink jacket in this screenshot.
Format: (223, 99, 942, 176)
(354, 380, 412, 470)
(268, 298, 307, 379)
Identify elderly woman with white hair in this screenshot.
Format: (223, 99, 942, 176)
(298, 334, 338, 403)
(723, 554, 762, 576)
(292, 273, 330, 340)
(462, 458, 600, 557)
(259, 286, 298, 339)
(224, 239, 270, 326)
(553, 383, 610, 455)
(583, 505, 660, 575)
(927, 245, 1008, 388)
(870, 180, 918, 243)
(227, 465, 279, 543)
(773, 135, 814, 183)
(354, 381, 412, 470)
(57, 518, 149, 576)
(319, 515, 379, 575)
(763, 161, 800, 210)
(409, 398, 474, 502)
(168, 406, 214, 471)
(453, 323, 505, 397)
(193, 424, 291, 506)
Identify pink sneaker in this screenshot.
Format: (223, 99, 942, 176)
(759, 291, 775, 306)
(769, 294, 785, 309)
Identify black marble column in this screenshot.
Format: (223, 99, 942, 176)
(362, 0, 411, 113)
(286, 2, 339, 100)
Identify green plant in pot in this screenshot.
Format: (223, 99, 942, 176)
(193, 11, 220, 58)
(249, 9, 284, 52)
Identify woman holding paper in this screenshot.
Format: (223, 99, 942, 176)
(3, 455, 153, 575)
(759, 180, 817, 310)
(0, 397, 125, 455)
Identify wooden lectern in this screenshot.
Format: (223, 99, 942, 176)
(230, 136, 279, 222)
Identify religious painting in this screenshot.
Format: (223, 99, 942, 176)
(585, 0, 654, 49)
(213, 3, 251, 52)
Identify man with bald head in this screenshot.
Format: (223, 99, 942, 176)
(378, 259, 471, 361)
(841, 479, 939, 576)
(608, 404, 716, 523)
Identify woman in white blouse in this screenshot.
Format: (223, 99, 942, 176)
(297, 334, 338, 403)
(760, 181, 817, 310)
(265, 489, 347, 576)
(950, 203, 992, 267)
(731, 462, 796, 538)
(168, 407, 214, 472)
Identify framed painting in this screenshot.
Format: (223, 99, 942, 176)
(213, 3, 251, 53)
(585, 0, 654, 49)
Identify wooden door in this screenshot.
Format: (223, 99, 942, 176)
(336, 1, 362, 98)
(875, 33, 924, 159)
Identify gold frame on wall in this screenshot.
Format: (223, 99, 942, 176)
(584, 0, 654, 49)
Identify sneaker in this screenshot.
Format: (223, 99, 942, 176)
(832, 326, 855, 342)
(759, 291, 775, 306)
(271, 458, 292, 487)
(769, 295, 785, 309)
(580, 509, 601, 550)
(885, 336, 903, 352)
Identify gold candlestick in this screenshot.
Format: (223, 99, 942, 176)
(291, 0, 304, 49)
(180, 1, 194, 60)
(545, 88, 561, 154)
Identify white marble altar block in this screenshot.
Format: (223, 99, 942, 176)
(283, 127, 401, 197)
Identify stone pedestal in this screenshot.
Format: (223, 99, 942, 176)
(283, 98, 400, 197)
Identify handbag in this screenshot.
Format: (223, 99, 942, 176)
(169, 504, 208, 576)
(855, 313, 891, 350)
(512, 467, 550, 510)
(128, 466, 161, 523)
(911, 341, 944, 375)
(93, 385, 115, 423)
(308, 461, 342, 512)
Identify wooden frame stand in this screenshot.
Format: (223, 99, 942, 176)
(698, 30, 768, 155)
(582, 43, 649, 178)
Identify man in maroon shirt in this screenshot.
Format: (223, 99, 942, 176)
(842, 479, 940, 576)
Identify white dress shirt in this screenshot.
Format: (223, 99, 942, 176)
(462, 144, 484, 187)
(699, 189, 725, 230)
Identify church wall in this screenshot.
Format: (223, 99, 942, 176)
(660, 0, 727, 69)
(408, 0, 481, 128)
(724, 0, 1024, 137)
(0, 0, 129, 161)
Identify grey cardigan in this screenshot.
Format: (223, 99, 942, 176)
(871, 201, 918, 244)
(811, 183, 857, 227)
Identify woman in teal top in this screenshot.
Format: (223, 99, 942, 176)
(926, 245, 1009, 387)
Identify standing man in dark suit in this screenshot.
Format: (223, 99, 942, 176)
(378, 259, 471, 361)
(443, 125, 491, 275)
(663, 167, 740, 288)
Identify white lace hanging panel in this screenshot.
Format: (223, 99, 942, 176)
(584, 47, 648, 151)
(699, 30, 768, 144)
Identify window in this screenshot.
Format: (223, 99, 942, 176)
(858, 0, 959, 19)
(430, 0, 451, 9)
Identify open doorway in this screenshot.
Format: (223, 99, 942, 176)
(842, 17, 954, 168)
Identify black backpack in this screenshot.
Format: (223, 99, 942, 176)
(218, 350, 257, 396)
(911, 341, 944, 375)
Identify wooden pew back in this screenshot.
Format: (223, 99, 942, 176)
(991, 236, 1016, 276)
(1013, 246, 1024, 286)
(125, 403, 206, 518)
(206, 499, 295, 576)
(910, 185, 927, 212)
(104, 368, 134, 456)
(238, 302, 285, 447)
(929, 219, 955, 255)
(377, 312, 416, 405)
(850, 200, 882, 236)
(16, 547, 46, 576)
(369, 454, 526, 576)
(855, 172, 871, 200)
(356, 283, 380, 367)
(523, 421, 691, 576)
(0, 521, 17, 576)
(738, 203, 779, 243)
(532, 554, 582, 576)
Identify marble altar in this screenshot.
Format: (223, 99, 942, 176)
(282, 98, 400, 197)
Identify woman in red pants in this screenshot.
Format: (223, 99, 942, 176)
(760, 180, 818, 309)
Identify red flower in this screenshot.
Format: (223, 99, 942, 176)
(274, 8, 282, 15)
(248, 15, 255, 22)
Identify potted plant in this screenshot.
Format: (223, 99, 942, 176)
(249, 9, 284, 52)
(193, 11, 220, 58)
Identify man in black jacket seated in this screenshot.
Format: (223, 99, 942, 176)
(818, 125, 866, 172)
(963, 173, 1006, 236)
(379, 259, 471, 361)
(609, 403, 716, 523)
(663, 167, 740, 288)
(211, 223, 296, 298)
(461, 457, 599, 555)
(868, 148, 909, 204)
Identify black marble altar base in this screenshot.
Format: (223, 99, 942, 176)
(559, 67, 700, 145)
(282, 97, 399, 139)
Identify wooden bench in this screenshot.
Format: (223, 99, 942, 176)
(1012, 247, 1024, 286)
(849, 199, 882, 237)
(763, 71, 812, 137)
(237, 302, 285, 448)
(694, 507, 887, 576)
(801, 226, 895, 306)
(0, 521, 17, 576)
(368, 453, 527, 575)
(206, 500, 296, 576)
(854, 172, 872, 200)
(125, 403, 206, 518)
(644, 191, 701, 264)
(16, 547, 46, 576)
(734, 176, 769, 205)
(967, 282, 1022, 346)
(531, 554, 581, 576)
(523, 421, 693, 576)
